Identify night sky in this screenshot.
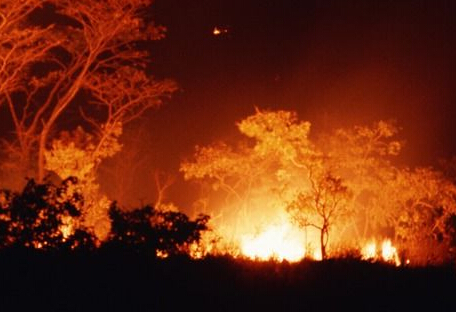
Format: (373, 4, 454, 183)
(2, 0, 456, 208)
(147, 0, 456, 170)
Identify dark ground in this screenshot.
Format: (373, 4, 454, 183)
(0, 250, 455, 311)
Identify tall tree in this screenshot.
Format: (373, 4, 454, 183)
(287, 170, 351, 260)
(318, 120, 402, 243)
(0, 0, 176, 183)
(181, 110, 312, 243)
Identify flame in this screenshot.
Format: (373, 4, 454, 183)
(212, 27, 221, 35)
(189, 198, 323, 262)
(381, 240, 400, 266)
(312, 249, 322, 261)
(240, 221, 306, 262)
(59, 215, 74, 239)
(362, 241, 377, 259)
(156, 250, 169, 259)
(361, 239, 401, 266)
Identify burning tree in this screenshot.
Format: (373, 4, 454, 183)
(0, 0, 177, 185)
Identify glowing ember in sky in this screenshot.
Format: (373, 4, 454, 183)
(212, 26, 229, 36)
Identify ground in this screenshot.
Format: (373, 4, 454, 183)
(0, 250, 454, 311)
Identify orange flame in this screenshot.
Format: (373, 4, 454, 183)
(240, 221, 306, 262)
(361, 239, 401, 266)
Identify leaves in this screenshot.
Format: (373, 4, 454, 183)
(44, 125, 123, 241)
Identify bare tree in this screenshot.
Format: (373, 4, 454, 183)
(0, 0, 177, 182)
(287, 167, 351, 260)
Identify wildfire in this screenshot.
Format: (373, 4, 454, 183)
(240, 220, 307, 262)
(362, 239, 401, 266)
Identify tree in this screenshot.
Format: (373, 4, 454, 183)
(44, 126, 120, 240)
(0, 0, 177, 183)
(181, 110, 312, 247)
(378, 167, 456, 264)
(108, 203, 209, 256)
(0, 177, 96, 250)
(287, 170, 351, 260)
(181, 109, 328, 258)
(318, 120, 402, 244)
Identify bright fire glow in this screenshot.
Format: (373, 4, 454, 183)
(362, 241, 377, 259)
(381, 240, 400, 265)
(59, 215, 74, 239)
(156, 250, 169, 259)
(212, 26, 229, 36)
(240, 220, 306, 262)
(361, 239, 401, 266)
(312, 249, 322, 261)
(213, 27, 221, 35)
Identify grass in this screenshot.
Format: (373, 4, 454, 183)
(0, 249, 455, 311)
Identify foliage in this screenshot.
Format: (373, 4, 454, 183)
(378, 167, 456, 264)
(0, 178, 96, 250)
(237, 108, 313, 163)
(0, 179, 210, 255)
(44, 126, 121, 241)
(181, 108, 456, 264)
(108, 203, 209, 256)
(181, 109, 348, 257)
(317, 120, 403, 243)
(0, 0, 177, 183)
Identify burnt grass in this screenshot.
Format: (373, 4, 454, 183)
(0, 249, 455, 311)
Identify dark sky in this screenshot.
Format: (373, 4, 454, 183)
(146, 0, 456, 170)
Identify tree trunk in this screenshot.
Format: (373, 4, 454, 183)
(320, 226, 328, 260)
(37, 127, 50, 183)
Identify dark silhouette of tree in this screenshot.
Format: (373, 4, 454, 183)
(108, 205, 156, 251)
(0, 177, 96, 250)
(153, 210, 209, 255)
(108, 203, 209, 256)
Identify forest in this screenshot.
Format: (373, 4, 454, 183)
(1, 1, 456, 310)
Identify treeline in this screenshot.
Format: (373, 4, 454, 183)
(0, 178, 209, 255)
(181, 109, 456, 264)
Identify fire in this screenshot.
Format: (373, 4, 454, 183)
(156, 250, 169, 259)
(362, 242, 377, 259)
(381, 240, 400, 265)
(361, 239, 401, 266)
(240, 220, 306, 262)
(59, 215, 74, 239)
(212, 26, 229, 36)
